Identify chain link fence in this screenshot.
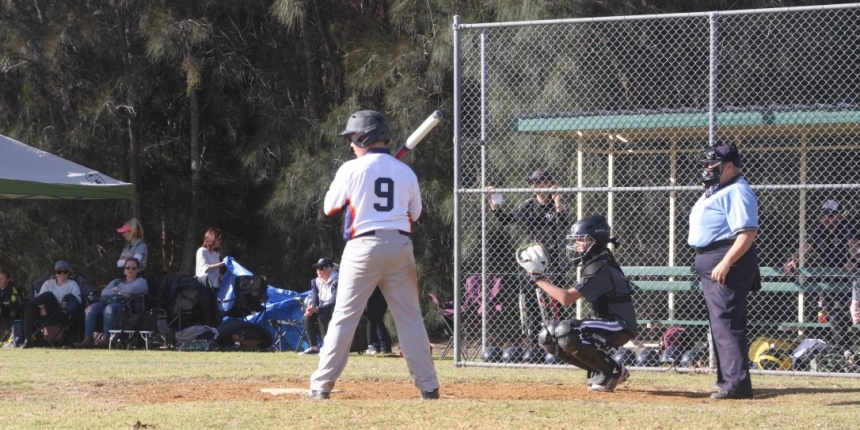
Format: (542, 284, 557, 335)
(451, 4, 860, 376)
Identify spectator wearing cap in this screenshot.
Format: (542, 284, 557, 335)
(301, 258, 339, 355)
(116, 218, 148, 278)
(20, 260, 82, 348)
(688, 142, 759, 400)
(783, 199, 859, 355)
(487, 168, 572, 286)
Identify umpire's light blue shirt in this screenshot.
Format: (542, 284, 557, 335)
(688, 176, 758, 248)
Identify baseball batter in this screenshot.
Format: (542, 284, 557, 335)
(517, 214, 637, 392)
(307, 110, 440, 400)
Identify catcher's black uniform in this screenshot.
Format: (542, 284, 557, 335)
(540, 250, 636, 388)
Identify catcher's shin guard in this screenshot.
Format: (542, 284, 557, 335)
(553, 320, 583, 354)
(538, 322, 559, 355)
(556, 349, 599, 373)
(573, 344, 620, 376)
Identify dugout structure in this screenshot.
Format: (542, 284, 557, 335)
(452, 4, 860, 376)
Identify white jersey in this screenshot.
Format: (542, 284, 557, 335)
(324, 148, 421, 241)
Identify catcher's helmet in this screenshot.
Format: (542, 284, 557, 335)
(566, 214, 612, 266)
(501, 346, 523, 363)
(635, 347, 661, 367)
(613, 347, 637, 367)
(482, 346, 504, 363)
(679, 349, 706, 368)
(339, 110, 391, 148)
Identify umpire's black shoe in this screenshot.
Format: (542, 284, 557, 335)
(305, 390, 330, 401)
(710, 390, 753, 400)
(420, 388, 440, 400)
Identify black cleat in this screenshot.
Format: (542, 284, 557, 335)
(420, 388, 440, 400)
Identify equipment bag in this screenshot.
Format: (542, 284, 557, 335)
(215, 319, 273, 351)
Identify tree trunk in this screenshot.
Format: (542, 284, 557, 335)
(180, 88, 201, 275)
(301, 15, 321, 151)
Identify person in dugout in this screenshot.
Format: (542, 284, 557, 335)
(517, 214, 637, 392)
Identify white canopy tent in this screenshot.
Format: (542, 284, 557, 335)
(0, 133, 135, 200)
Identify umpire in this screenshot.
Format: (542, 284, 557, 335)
(688, 142, 759, 400)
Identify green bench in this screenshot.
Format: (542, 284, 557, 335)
(624, 266, 857, 332)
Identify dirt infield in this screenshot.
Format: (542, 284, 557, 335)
(100, 379, 725, 404)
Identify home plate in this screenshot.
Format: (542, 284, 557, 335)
(261, 388, 342, 395)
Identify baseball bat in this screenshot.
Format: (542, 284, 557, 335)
(394, 110, 444, 160)
(536, 288, 549, 324)
(519, 293, 528, 335)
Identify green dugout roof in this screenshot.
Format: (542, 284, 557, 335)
(509, 107, 860, 141)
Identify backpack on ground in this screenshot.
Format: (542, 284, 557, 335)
(215, 319, 273, 351)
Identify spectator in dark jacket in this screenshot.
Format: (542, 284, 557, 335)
(0, 269, 22, 333)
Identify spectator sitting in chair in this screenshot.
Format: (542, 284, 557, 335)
(0, 269, 22, 333)
(20, 260, 82, 348)
(300, 258, 338, 355)
(75, 258, 148, 348)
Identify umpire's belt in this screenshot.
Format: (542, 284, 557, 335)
(352, 229, 412, 240)
(694, 239, 735, 255)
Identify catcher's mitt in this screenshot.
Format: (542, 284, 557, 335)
(516, 243, 549, 280)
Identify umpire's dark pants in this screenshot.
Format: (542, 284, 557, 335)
(694, 243, 757, 396)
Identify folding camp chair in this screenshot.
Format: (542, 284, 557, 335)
(107, 295, 158, 350)
(31, 294, 84, 347)
(266, 297, 310, 352)
(460, 275, 503, 360)
(428, 293, 455, 360)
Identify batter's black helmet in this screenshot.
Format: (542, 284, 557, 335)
(613, 347, 637, 367)
(635, 347, 661, 367)
(566, 214, 612, 266)
(482, 346, 503, 363)
(501, 346, 523, 363)
(339, 110, 391, 147)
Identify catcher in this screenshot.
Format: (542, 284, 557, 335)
(517, 214, 637, 392)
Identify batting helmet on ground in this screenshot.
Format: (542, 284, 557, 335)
(635, 347, 661, 367)
(501, 346, 523, 363)
(482, 346, 503, 363)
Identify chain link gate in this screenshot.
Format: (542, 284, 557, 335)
(452, 4, 860, 376)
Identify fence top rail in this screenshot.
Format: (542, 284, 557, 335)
(459, 184, 860, 194)
(455, 4, 860, 30)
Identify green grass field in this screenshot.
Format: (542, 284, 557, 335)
(1, 348, 859, 429)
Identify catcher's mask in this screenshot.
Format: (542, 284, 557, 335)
(339, 110, 391, 148)
(699, 141, 741, 189)
(566, 214, 612, 266)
